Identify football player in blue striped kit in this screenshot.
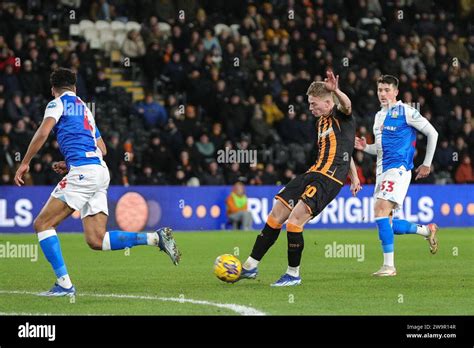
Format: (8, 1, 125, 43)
(355, 75, 439, 276)
(14, 68, 181, 296)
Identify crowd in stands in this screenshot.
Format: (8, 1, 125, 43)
(1, 0, 473, 186)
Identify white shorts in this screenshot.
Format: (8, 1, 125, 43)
(374, 167, 411, 210)
(51, 164, 110, 219)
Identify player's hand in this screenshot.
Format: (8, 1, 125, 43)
(354, 137, 367, 151)
(52, 161, 68, 175)
(415, 165, 431, 180)
(14, 163, 30, 186)
(350, 178, 362, 197)
(324, 70, 339, 92)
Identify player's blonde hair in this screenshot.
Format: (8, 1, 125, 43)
(306, 81, 337, 103)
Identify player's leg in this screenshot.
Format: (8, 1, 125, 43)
(392, 219, 439, 254)
(82, 212, 156, 250)
(373, 198, 397, 276)
(271, 200, 312, 287)
(81, 193, 181, 265)
(240, 199, 291, 278)
(34, 196, 76, 296)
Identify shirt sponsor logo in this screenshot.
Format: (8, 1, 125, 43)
(319, 127, 334, 139)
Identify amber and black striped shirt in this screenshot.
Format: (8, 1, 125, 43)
(308, 106, 356, 185)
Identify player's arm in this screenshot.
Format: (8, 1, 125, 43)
(14, 117, 56, 186)
(97, 136, 107, 156)
(354, 136, 376, 155)
(324, 70, 352, 115)
(348, 157, 362, 196)
(406, 109, 439, 180)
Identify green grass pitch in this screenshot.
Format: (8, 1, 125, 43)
(0, 229, 472, 315)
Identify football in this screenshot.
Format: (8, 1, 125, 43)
(213, 254, 242, 283)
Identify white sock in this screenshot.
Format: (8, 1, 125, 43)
(286, 266, 300, 277)
(243, 256, 259, 270)
(57, 274, 73, 289)
(416, 224, 430, 237)
(384, 252, 394, 267)
(147, 232, 159, 246)
(102, 232, 111, 250)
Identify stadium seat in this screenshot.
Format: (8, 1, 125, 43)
(99, 28, 114, 40)
(69, 24, 80, 37)
(158, 22, 171, 36)
(79, 19, 94, 34)
(125, 21, 141, 32)
(114, 32, 126, 47)
(95, 20, 111, 31)
(230, 24, 240, 34)
(102, 40, 119, 54)
(214, 24, 231, 36)
(83, 27, 99, 42)
(89, 38, 102, 50)
(111, 20, 126, 32)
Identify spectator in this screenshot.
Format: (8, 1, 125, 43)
(30, 160, 47, 185)
(134, 93, 168, 128)
(19, 60, 42, 97)
(91, 69, 110, 101)
(6, 92, 28, 123)
(136, 165, 160, 185)
(261, 94, 284, 126)
(143, 135, 175, 175)
(195, 133, 215, 161)
(201, 161, 225, 185)
(104, 133, 122, 185)
(224, 93, 248, 141)
(1, 64, 21, 97)
(225, 163, 246, 185)
(435, 138, 455, 172)
(122, 30, 146, 59)
(454, 155, 474, 183)
(226, 182, 253, 230)
(262, 163, 278, 185)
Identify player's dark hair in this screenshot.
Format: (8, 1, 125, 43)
(50, 68, 76, 90)
(377, 75, 399, 88)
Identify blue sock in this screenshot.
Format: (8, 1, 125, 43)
(392, 219, 418, 235)
(38, 230, 68, 278)
(103, 230, 150, 250)
(375, 217, 394, 253)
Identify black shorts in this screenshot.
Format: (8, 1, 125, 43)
(275, 171, 343, 217)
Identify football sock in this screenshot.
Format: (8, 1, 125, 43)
(286, 266, 300, 277)
(375, 217, 394, 267)
(249, 215, 282, 264)
(392, 219, 429, 236)
(102, 231, 159, 251)
(38, 229, 72, 289)
(287, 223, 304, 268)
(243, 256, 259, 270)
(384, 252, 394, 267)
(415, 225, 430, 236)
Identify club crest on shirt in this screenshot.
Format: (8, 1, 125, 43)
(391, 110, 398, 118)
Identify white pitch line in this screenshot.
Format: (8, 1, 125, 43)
(0, 290, 266, 316)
